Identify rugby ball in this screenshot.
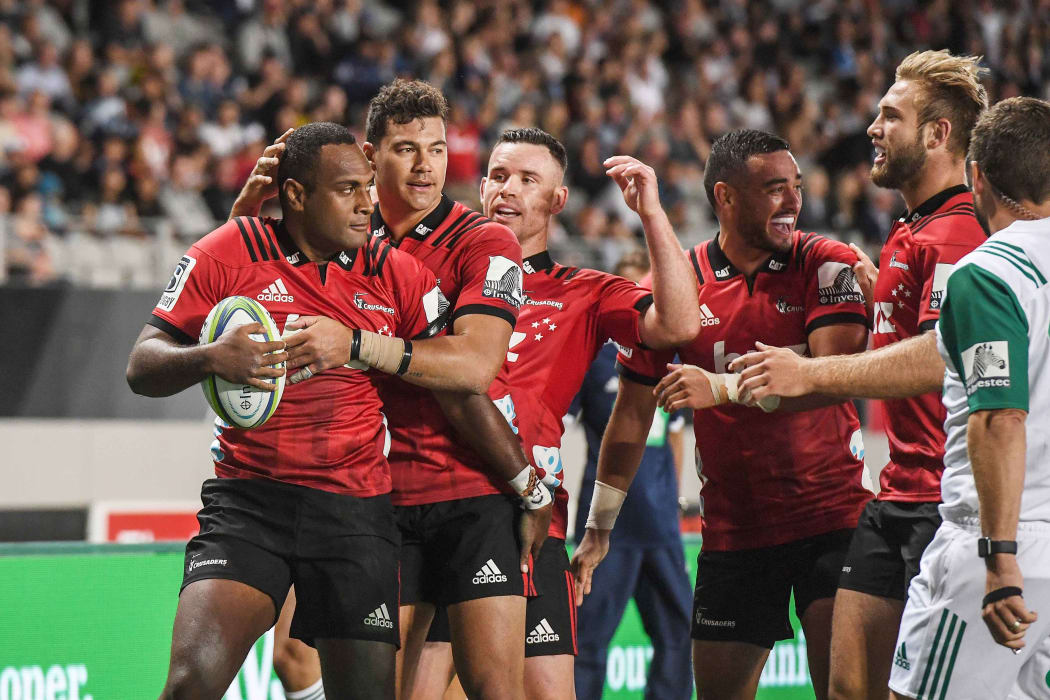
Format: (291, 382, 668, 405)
(199, 296, 285, 428)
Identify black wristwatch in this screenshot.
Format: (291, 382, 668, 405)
(977, 537, 1018, 557)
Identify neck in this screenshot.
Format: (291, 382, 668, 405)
(377, 188, 441, 241)
(899, 158, 966, 213)
(519, 225, 551, 258)
(989, 198, 1050, 234)
(285, 217, 334, 262)
(718, 228, 772, 276)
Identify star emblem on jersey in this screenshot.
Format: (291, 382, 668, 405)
(535, 333, 543, 341)
(527, 618, 560, 644)
(258, 277, 294, 303)
(378, 325, 391, 336)
(472, 559, 508, 585)
(364, 604, 394, 629)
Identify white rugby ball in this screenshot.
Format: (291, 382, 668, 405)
(199, 296, 285, 428)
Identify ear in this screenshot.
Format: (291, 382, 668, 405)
(479, 176, 488, 205)
(362, 141, 376, 165)
(284, 179, 306, 212)
(713, 181, 733, 211)
(925, 118, 952, 151)
(550, 185, 569, 216)
(970, 161, 985, 197)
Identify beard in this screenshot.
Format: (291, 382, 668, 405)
(871, 131, 927, 190)
(974, 186, 995, 237)
(738, 217, 793, 253)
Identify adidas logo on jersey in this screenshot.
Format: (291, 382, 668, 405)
(364, 603, 394, 629)
(258, 278, 294, 303)
(700, 304, 720, 327)
(473, 559, 508, 585)
(894, 642, 910, 670)
(527, 619, 560, 644)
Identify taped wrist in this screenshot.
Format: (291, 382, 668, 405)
(585, 480, 627, 531)
(351, 329, 412, 375)
(714, 371, 780, 412)
(509, 465, 553, 510)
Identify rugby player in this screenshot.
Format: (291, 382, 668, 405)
(573, 129, 873, 700)
(408, 127, 700, 699)
(127, 122, 447, 700)
(726, 51, 989, 699)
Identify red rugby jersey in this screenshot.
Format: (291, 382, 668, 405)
(487, 251, 653, 539)
(149, 216, 445, 497)
(872, 186, 986, 501)
(617, 232, 872, 551)
(370, 195, 525, 505)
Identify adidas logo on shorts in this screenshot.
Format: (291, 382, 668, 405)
(472, 559, 508, 585)
(364, 603, 394, 629)
(894, 642, 910, 670)
(527, 618, 560, 644)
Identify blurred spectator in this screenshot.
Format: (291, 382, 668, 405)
(237, 0, 293, 74)
(160, 154, 214, 239)
(15, 42, 72, 107)
(6, 192, 60, 286)
(199, 99, 264, 159)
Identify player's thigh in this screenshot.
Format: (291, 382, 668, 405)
(405, 639, 456, 700)
(316, 638, 396, 700)
(524, 655, 575, 700)
(272, 586, 323, 691)
(828, 588, 904, 700)
(692, 639, 769, 700)
(447, 595, 526, 697)
(163, 578, 278, 700)
(800, 597, 835, 700)
(398, 602, 438, 700)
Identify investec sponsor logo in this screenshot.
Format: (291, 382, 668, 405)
(962, 341, 1010, 394)
(527, 618, 560, 644)
(365, 603, 395, 629)
(353, 292, 396, 315)
(258, 277, 294, 303)
(699, 304, 720, 327)
(0, 664, 90, 700)
(188, 557, 228, 572)
(473, 559, 508, 585)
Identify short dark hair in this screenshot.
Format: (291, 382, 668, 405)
(365, 79, 449, 145)
(703, 130, 790, 208)
(969, 96, 1050, 206)
(278, 122, 358, 200)
(495, 128, 568, 171)
(614, 250, 650, 277)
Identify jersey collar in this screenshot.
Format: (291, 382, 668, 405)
(706, 235, 791, 281)
(274, 219, 358, 268)
(900, 184, 971, 224)
(522, 250, 555, 274)
(371, 193, 456, 246)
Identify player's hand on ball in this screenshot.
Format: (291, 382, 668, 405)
(605, 156, 663, 218)
(654, 363, 723, 412)
(849, 243, 878, 317)
(982, 556, 1038, 650)
(207, 323, 287, 391)
(517, 501, 552, 574)
(283, 316, 354, 383)
(730, 342, 811, 400)
(570, 528, 611, 606)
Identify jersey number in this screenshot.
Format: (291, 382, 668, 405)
(507, 331, 527, 362)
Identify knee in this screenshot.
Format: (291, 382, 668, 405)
(159, 660, 213, 700)
(272, 635, 317, 678)
(827, 672, 864, 700)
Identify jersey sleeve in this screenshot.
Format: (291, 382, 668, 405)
(937, 263, 1029, 412)
(915, 241, 975, 331)
(149, 242, 229, 345)
(451, 223, 523, 329)
(802, 235, 869, 334)
(595, 273, 654, 348)
(390, 254, 449, 340)
(615, 342, 675, 387)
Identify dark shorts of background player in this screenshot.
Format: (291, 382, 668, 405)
(691, 528, 854, 648)
(181, 478, 401, 647)
(398, 493, 534, 607)
(837, 500, 941, 601)
(425, 538, 576, 657)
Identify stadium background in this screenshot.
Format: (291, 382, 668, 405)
(2, 0, 1047, 697)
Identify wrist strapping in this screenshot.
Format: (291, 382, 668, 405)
(509, 465, 552, 510)
(711, 371, 780, 412)
(351, 329, 412, 375)
(585, 480, 627, 530)
(982, 586, 1023, 608)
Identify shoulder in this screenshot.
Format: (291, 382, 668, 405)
(433, 202, 518, 252)
(371, 235, 428, 282)
(961, 236, 1047, 295)
(910, 200, 984, 247)
(793, 230, 853, 268)
(193, 217, 278, 266)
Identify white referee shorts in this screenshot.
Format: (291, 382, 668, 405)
(889, 518, 1050, 700)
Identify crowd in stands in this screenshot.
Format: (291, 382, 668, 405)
(1, 0, 1048, 286)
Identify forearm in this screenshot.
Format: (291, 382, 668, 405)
(433, 391, 528, 481)
(639, 210, 701, 348)
(969, 409, 1027, 540)
(229, 190, 263, 219)
(805, 331, 944, 399)
(397, 334, 504, 394)
(595, 390, 656, 492)
(127, 337, 213, 397)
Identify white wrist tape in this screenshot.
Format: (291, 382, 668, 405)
(718, 372, 780, 412)
(509, 465, 553, 510)
(585, 480, 627, 530)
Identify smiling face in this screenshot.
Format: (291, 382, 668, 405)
(295, 143, 375, 254)
(727, 150, 802, 253)
(481, 141, 567, 246)
(868, 80, 929, 190)
(367, 116, 447, 217)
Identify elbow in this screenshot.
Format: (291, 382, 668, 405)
(464, 354, 503, 395)
(647, 314, 701, 349)
(125, 355, 156, 397)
